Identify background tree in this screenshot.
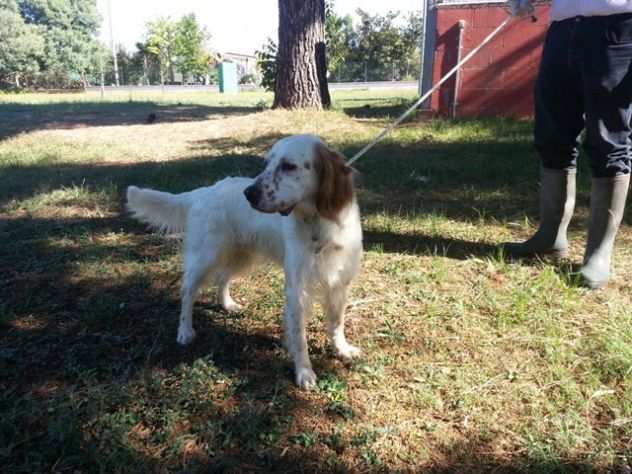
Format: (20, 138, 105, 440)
(397, 11, 422, 80)
(134, 41, 161, 85)
(18, 0, 101, 87)
(274, 0, 331, 109)
(259, 4, 421, 89)
(84, 40, 109, 87)
(324, 0, 353, 79)
(145, 17, 178, 84)
(145, 14, 211, 85)
(109, 46, 135, 86)
(0, 0, 44, 88)
(175, 13, 211, 83)
(348, 9, 421, 82)
(255, 38, 277, 92)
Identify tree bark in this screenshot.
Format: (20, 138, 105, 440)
(169, 63, 175, 84)
(143, 55, 148, 85)
(274, 0, 331, 109)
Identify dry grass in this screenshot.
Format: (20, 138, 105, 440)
(1, 89, 631, 473)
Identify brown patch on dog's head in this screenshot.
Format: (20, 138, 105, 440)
(313, 142, 354, 223)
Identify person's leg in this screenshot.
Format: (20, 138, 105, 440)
(504, 19, 584, 258)
(578, 14, 632, 288)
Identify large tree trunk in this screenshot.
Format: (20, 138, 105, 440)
(274, 0, 331, 109)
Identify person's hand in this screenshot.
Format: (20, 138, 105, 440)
(506, 0, 535, 17)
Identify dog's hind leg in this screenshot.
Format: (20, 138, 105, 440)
(177, 245, 221, 346)
(215, 252, 253, 312)
(324, 284, 361, 361)
(217, 275, 241, 313)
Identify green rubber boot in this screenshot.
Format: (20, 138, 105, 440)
(580, 174, 630, 289)
(503, 167, 576, 259)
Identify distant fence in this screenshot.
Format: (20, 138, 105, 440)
(85, 81, 419, 94)
(329, 61, 421, 83)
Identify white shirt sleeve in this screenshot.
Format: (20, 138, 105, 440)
(551, 0, 632, 22)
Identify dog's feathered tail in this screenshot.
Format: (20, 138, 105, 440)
(126, 186, 190, 234)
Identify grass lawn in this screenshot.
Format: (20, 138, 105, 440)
(1, 89, 631, 473)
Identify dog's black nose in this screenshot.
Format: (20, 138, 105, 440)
(244, 185, 262, 205)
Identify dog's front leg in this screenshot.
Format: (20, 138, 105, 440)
(283, 262, 316, 389)
(325, 284, 362, 361)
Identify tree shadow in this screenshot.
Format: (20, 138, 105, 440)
(0, 154, 265, 208)
(188, 132, 287, 155)
(0, 217, 355, 472)
(420, 436, 603, 474)
(1, 128, 621, 471)
(0, 100, 256, 141)
(3, 120, 617, 268)
(1, 240, 610, 472)
(365, 230, 498, 260)
(341, 96, 414, 119)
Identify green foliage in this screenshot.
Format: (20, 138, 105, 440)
(344, 9, 422, 81)
(256, 4, 423, 87)
(0, 0, 44, 88)
(175, 13, 211, 81)
(124, 41, 162, 86)
(21, 0, 101, 82)
(255, 37, 277, 92)
(146, 17, 179, 84)
(145, 14, 213, 85)
(84, 40, 109, 84)
(325, 0, 353, 74)
(290, 431, 319, 448)
(0, 0, 102, 89)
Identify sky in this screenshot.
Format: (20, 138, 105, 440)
(96, 0, 422, 56)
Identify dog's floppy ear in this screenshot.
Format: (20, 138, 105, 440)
(314, 142, 354, 222)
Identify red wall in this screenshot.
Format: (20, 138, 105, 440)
(430, 4, 549, 118)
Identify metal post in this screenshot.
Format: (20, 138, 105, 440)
(143, 55, 148, 85)
(452, 20, 466, 119)
(419, 0, 437, 110)
(107, 0, 120, 86)
(99, 53, 105, 99)
(418, 0, 428, 95)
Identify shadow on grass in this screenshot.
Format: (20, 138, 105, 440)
(0, 228, 348, 472)
(0, 154, 266, 208)
(340, 96, 412, 120)
(0, 100, 256, 141)
(1, 121, 541, 218)
(2, 120, 615, 265)
(188, 132, 287, 155)
(0, 271, 611, 473)
(424, 442, 602, 474)
(364, 230, 499, 260)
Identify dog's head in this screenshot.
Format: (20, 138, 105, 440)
(244, 134, 354, 221)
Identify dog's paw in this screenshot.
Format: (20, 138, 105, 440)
(295, 367, 317, 390)
(177, 326, 196, 346)
(222, 301, 243, 313)
(335, 343, 362, 362)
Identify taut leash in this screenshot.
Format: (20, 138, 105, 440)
(346, 15, 518, 167)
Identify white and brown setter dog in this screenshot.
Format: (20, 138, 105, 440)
(127, 135, 363, 389)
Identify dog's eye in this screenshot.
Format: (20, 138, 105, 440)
(280, 162, 297, 172)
